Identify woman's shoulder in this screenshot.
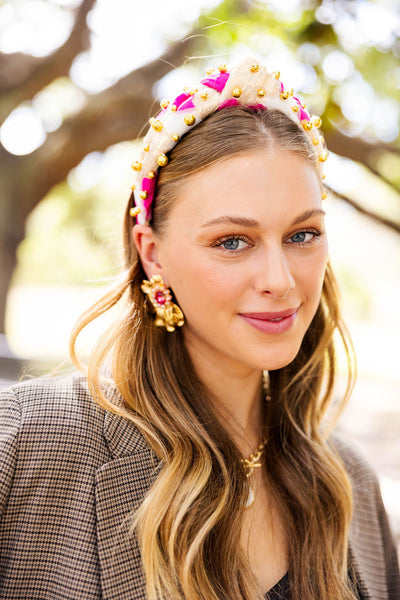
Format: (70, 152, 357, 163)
(0, 372, 150, 459)
(329, 433, 378, 485)
(329, 432, 383, 508)
(0, 372, 106, 429)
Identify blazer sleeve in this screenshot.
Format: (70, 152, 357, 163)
(333, 434, 400, 600)
(374, 477, 400, 599)
(0, 387, 20, 521)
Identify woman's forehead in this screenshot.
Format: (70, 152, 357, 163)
(167, 151, 323, 228)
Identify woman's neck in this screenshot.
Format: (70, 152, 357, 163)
(186, 347, 265, 453)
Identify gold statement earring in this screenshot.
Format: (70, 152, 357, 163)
(141, 275, 184, 332)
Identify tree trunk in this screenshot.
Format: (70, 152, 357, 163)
(0, 232, 21, 335)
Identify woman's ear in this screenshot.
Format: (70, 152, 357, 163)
(132, 224, 162, 279)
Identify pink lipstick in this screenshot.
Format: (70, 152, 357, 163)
(239, 308, 298, 334)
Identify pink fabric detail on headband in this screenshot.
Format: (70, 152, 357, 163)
(248, 103, 267, 111)
(141, 176, 156, 221)
(218, 98, 239, 110)
(292, 96, 309, 121)
(178, 97, 196, 111)
(299, 107, 309, 121)
(280, 81, 285, 93)
(173, 92, 191, 109)
(201, 71, 230, 92)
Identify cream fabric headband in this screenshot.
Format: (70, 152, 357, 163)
(130, 56, 328, 225)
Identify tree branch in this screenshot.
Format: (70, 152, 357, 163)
(326, 185, 400, 234)
(0, 0, 96, 124)
(325, 129, 400, 194)
(7, 34, 198, 216)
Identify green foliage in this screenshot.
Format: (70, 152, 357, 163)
(15, 179, 126, 286)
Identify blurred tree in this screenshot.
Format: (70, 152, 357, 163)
(0, 0, 399, 334)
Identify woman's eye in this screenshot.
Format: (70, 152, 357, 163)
(222, 238, 243, 250)
(214, 235, 250, 252)
(288, 231, 318, 244)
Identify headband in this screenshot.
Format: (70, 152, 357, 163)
(130, 56, 328, 225)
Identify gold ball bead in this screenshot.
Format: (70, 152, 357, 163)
(273, 71, 280, 79)
(148, 171, 155, 179)
(129, 207, 141, 217)
(171, 105, 177, 112)
(184, 114, 196, 126)
(143, 144, 150, 152)
(189, 88, 197, 95)
(321, 191, 327, 200)
(130, 184, 136, 191)
(312, 137, 320, 146)
(322, 173, 326, 180)
(151, 119, 163, 132)
(157, 154, 168, 167)
(149, 117, 155, 125)
(160, 99, 169, 109)
(289, 88, 294, 97)
(139, 191, 148, 200)
(250, 64, 260, 73)
(257, 88, 265, 97)
(232, 87, 242, 98)
(302, 120, 313, 131)
(131, 161, 142, 171)
(172, 134, 179, 142)
(206, 68, 215, 75)
(292, 105, 299, 113)
(312, 116, 322, 128)
(301, 101, 306, 109)
(218, 64, 227, 73)
(280, 91, 290, 100)
(319, 151, 329, 162)
(200, 92, 208, 100)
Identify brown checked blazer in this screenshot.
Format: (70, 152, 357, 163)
(0, 374, 399, 599)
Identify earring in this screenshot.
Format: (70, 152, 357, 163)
(263, 370, 272, 402)
(141, 275, 184, 332)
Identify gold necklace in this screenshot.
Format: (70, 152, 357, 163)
(241, 437, 267, 508)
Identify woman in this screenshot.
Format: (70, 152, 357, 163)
(0, 57, 399, 600)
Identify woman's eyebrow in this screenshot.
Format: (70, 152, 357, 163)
(201, 216, 260, 228)
(291, 209, 326, 225)
(201, 210, 325, 229)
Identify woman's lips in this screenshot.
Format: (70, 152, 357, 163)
(239, 308, 298, 334)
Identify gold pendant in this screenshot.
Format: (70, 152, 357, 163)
(246, 486, 255, 508)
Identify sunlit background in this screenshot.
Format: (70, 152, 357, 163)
(0, 0, 399, 543)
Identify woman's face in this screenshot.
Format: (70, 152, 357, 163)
(153, 149, 328, 375)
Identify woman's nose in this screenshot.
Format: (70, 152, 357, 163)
(254, 245, 295, 299)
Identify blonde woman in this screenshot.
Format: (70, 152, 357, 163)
(0, 57, 399, 600)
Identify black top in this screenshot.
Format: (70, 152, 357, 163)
(264, 571, 363, 600)
(264, 573, 290, 600)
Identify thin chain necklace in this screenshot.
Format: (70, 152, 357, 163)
(241, 437, 268, 508)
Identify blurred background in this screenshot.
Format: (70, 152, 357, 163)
(0, 0, 399, 547)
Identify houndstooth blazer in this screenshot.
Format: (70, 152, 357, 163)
(0, 374, 399, 599)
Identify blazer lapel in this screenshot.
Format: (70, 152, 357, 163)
(95, 410, 161, 600)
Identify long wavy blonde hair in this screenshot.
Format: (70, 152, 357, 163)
(71, 107, 357, 600)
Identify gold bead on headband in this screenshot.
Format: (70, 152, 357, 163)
(129, 207, 141, 217)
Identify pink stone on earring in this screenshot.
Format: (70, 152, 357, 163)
(155, 290, 167, 305)
(150, 281, 172, 308)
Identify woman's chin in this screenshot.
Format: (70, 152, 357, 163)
(258, 345, 302, 372)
